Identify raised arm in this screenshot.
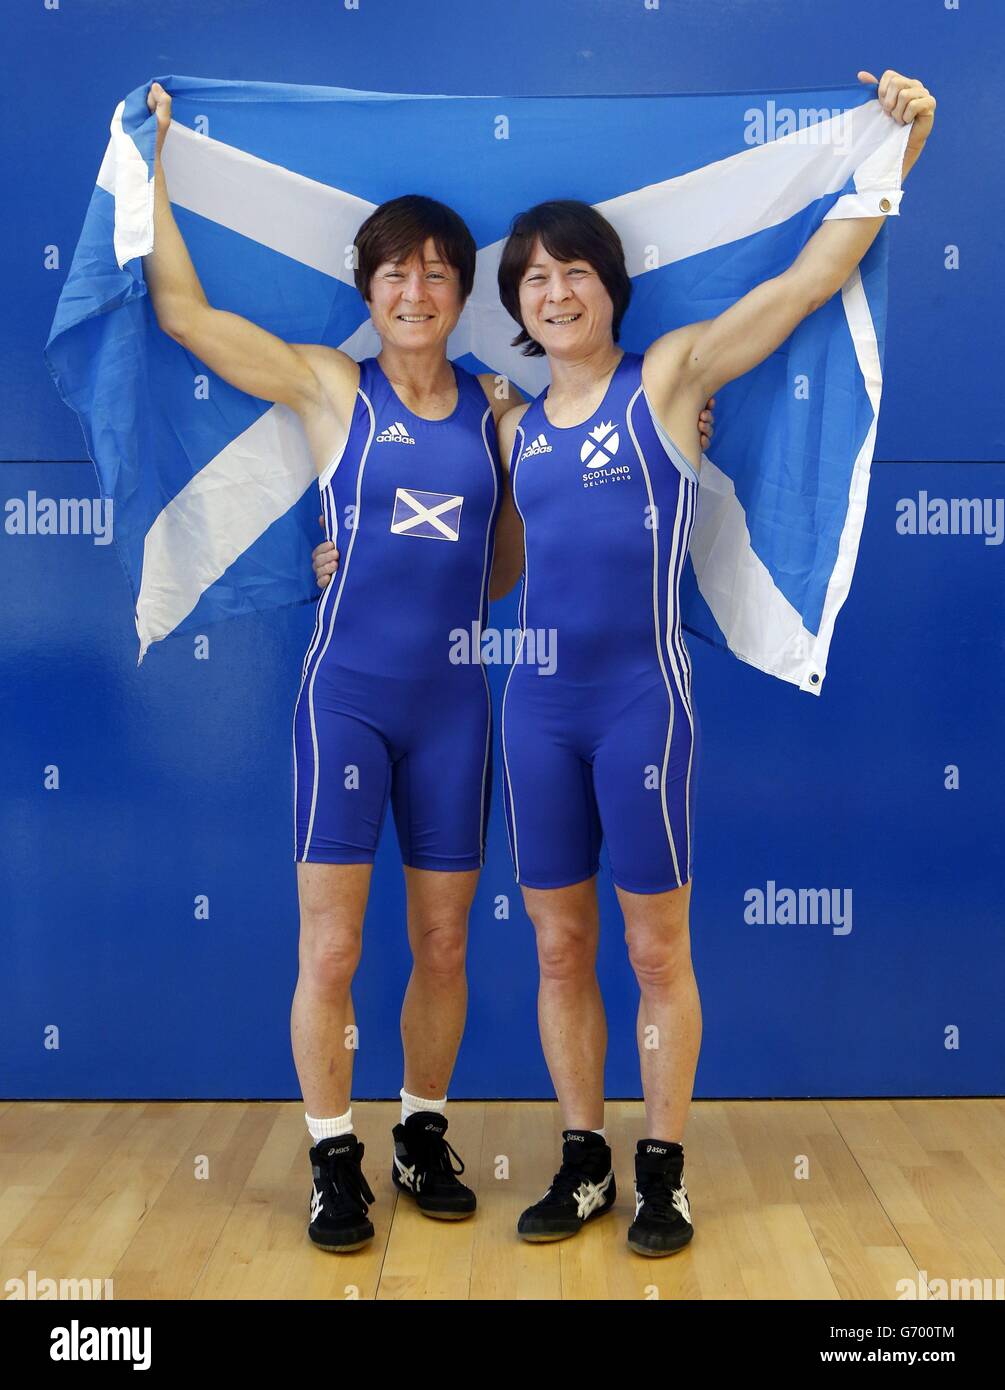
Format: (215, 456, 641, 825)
(143, 82, 356, 422)
(649, 69, 936, 404)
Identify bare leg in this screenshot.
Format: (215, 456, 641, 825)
(399, 867, 478, 1098)
(290, 861, 371, 1115)
(616, 879, 702, 1142)
(522, 878, 606, 1131)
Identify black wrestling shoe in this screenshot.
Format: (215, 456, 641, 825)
(307, 1133, 375, 1252)
(517, 1130, 616, 1242)
(391, 1112, 476, 1219)
(626, 1138, 694, 1256)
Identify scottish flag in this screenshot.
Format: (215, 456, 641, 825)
(44, 75, 910, 690)
(391, 489, 465, 543)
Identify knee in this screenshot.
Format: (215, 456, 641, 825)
(412, 920, 467, 979)
(625, 926, 689, 990)
(532, 916, 596, 983)
(300, 923, 362, 993)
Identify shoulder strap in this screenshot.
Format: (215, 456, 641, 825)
(453, 360, 493, 417)
(618, 348, 644, 388)
(356, 356, 382, 405)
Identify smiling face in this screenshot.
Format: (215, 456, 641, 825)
(517, 237, 615, 361)
(366, 237, 464, 352)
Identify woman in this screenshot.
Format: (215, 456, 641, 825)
(490, 68, 935, 1257)
(146, 78, 720, 1256)
(144, 80, 501, 1251)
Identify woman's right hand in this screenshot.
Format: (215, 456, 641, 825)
(312, 514, 340, 588)
(147, 81, 172, 162)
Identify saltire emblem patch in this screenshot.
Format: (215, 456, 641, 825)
(390, 487, 464, 542)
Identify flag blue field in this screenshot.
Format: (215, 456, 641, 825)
(44, 75, 910, 690)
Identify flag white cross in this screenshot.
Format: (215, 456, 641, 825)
(390, 487, 464, 542)
(114, 98, 908, 685)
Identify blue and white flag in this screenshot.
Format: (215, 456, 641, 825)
(44, 75, 910, 690)
(390, 489, 465, 543)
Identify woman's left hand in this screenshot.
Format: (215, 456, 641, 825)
(858, 70, 936, 156)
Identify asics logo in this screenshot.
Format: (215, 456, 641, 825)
(394, 1156, 416, 1190)
(573, 1171, 613, 1221)
(522, 432, 553, 457)
(673, 1185, 692, 1224)
(581, 419, 620, 469)
(376, 421, 416, 445)
(310, 1183, 323, 1222)
(394, 1155, 423, 1192)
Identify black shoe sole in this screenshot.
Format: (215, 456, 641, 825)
(308, 1226, 375, 1253)
(626, 1227, 694, 1257)
(392, 1175, 476, 1220)
(518, 1203, 615, 1243)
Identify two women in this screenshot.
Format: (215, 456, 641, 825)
(149, 63, 934, 1259)
(145, 79, 714, 1253)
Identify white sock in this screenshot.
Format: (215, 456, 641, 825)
(588, 1127, 607, 1141)
(306, 1107, 353, 1143)
(400, 1087, 447, 1125)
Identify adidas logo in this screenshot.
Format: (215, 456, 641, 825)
(522, 432, 553, 457)
(376, 421, 416, 445)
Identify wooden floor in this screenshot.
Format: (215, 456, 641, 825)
(2, 1099, 1003, 1300)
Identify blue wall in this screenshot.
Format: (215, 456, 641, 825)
(2, 0, 1002, 1099)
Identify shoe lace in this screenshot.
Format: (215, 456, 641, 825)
(414, 1131, 466, 1185)
(544, 1161, 597, 1204)
(638, 1169, 685, 1221)
(322, 1146, 375, 1215)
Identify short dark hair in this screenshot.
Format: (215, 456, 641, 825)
(497, 200, 633, 357)
(353, 194, 477, 302)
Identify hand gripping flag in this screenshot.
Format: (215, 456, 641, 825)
(44, 76, 910, 689)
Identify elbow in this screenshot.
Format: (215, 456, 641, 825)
(805, 279, 839, 317)
(154, 296, 207, 348)
(154, 309, 190, 347)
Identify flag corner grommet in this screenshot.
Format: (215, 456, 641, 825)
(879, 197, 892, 213)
